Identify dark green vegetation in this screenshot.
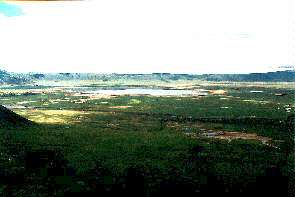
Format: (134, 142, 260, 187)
(0, 81, 294, 196)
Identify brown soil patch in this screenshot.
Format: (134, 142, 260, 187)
(214, 131, 271, 143)
(209, 90, 227, 95)
(185, 130, 272, 145)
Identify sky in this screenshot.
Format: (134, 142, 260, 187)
(0, 0, 294, 74)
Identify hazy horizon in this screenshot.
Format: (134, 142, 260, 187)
(1, 66, 294, 75)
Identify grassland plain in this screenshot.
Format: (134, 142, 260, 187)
(0, 81, 294, 196)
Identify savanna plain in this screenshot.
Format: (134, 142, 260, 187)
(0, 79, 294, 196)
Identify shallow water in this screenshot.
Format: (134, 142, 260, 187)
(84, 88, 208, 96)
(0, 85, 208, 96)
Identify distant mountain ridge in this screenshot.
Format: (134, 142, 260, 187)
(202, 70, 295, 82)
(0, 69, 294, 83)
(0, 69, 30, 84)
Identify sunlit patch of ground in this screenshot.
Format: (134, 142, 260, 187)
(48, 99, 69, 103)
(220, 106, 232, 109)
(128, 98, 142, 104)
(185, 130, 273, 145)
(73, 99, 89, 104)
(16, 110, 90, 124)
(166, 121, 207, 132)
(242, 99, 271, 104)
(109, 106, 133, 109)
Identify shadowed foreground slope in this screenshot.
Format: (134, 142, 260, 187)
(0, 105, 32, 128)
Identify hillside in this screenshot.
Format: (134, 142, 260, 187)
(0, 105, 32, 128)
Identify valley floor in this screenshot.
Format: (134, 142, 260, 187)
(0, 80, 294, 196)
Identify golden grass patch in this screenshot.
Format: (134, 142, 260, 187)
(16, 110, 90, 124)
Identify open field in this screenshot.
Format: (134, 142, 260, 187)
(0, 80, 294, 196)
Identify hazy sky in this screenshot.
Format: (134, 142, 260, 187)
(0, 0, 294, 74)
